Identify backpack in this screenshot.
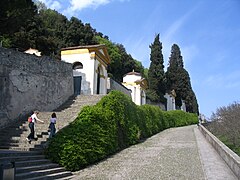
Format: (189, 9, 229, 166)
(28, 117, 32, 123)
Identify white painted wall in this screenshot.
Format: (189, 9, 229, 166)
(164, 93, 176, 111)
(61, 51, 108, 95)
(94, 60, 107, 94)
(62, 52, 95, 94)
(122, 74, 146, 105)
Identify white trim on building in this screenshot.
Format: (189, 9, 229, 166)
(122, 70, 147, 105)
(61, 45, 111, 95)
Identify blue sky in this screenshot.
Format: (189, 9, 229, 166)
(39, 0, 240, 118)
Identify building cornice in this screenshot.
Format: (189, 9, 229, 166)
(61, 44, 111, 65)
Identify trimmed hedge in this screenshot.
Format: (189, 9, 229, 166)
(45, 91, 198, 171)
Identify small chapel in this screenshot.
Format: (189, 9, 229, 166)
(122, 70, 147, 105)
(61, 44, 110, 96)
(60, 44, 184, 111)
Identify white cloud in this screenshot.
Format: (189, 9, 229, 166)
(205, 71, 240, 89)
(68, 0, 110, 11)
(38, 0, 113, 16)
(38, 0, 62, 11)
(50, 1, 62, 10)
(161, 4, 200, 68)
(61, 0, 129, 18)
(162, 7, 196, 44)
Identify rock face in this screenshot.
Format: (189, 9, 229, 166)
(0, 47, 74, 128)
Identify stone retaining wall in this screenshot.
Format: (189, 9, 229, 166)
(199, 124, 240, 178)
(0, 48, 74, 128)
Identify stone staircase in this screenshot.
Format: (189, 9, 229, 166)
(0, 95, 104, 179)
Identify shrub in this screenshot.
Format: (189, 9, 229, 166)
(162, 110, 198, 128)
(207, 101, 240, 156)
(45, 90, 198, 171)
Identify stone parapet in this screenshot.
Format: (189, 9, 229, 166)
(199, 124, 240, 178)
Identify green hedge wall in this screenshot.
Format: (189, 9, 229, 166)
(45, 91, 198, 171)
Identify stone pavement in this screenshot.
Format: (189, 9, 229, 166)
(194, 127, 237, 180)
(73, 125, 238, 180)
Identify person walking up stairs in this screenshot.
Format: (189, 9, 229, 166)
(0, 94, 104, 179)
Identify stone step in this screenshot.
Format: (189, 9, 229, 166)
(0, 94, 104, 180)
(16, 163, 60, 174)
(1, 138, 47, 145)
(0, 127, 28, 132)
(0, 146, 43, 152)
(0, 137, 48, 144)
(0, 130, 28, 137)
(1, 130, 48, 137)
(15, 159, 51, 167)
(0, 155, 45, 163)
(16, 167, 67, 180)
(0, 142, 19, 147)
(0, 150, 42, 157)
(23, 171, 74, 180)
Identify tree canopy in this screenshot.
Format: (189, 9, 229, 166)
(0, 0, 198, 113)
(96, 36, 144, 82)
(0, 0, 37, 48)
(0, 0, 144, 81)
(166, 44, 199, 113)
(147, 34, 166, 103)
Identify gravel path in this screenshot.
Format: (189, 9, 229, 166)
(73, 125, 237, 180)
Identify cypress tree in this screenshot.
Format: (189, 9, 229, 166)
(147, 34, 166, 102)
(166, 44, 199, 114)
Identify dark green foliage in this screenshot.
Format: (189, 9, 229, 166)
(64, 17, 97, 47)
(0, 0, 37, 50)
(147, 34, 166, 103)
(0, 3, 97, 56)
(166, 44, 199, 113)
(163, 110, 198, 127)
(36, 9, 68, 56)
(45, 105, 118, 171)
(0, 0, 37, 36)
(145, 89, 160, 102)
(46, 91, 198, 171)
(96, 36, 144, 82)
(168, 44, 184, 68)
(0, 0, 144, 81)
(219, 135, 240, 156)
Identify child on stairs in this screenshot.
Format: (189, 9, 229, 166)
(49, 112, 57, 138)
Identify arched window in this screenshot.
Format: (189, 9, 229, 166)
(73, 62, 83, 70)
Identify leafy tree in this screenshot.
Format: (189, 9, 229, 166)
(0, 0, 144, 82)
(96, 36, 144, 82)
(134, 59, 145, 77)
(95, 36, 122, 81)
(207, 102, 240, 156)
(65, 17, 97, 48)
(0, 0, 37, 48)
(83, 23, 97, 45)
(143, 68, 149, 80)
(116, 44, 144, 80)
(37, 9, 68, 56)
(147, 34, 166, 102)
(166, 44, 199, 113)
(33, 0, 47, 11)
(0, 0, 37, 35)
(12, 13, 43, 51)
